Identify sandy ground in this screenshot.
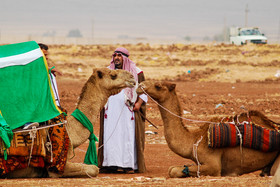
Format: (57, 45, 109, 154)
(1, 43, 280, 186)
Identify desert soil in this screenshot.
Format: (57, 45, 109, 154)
(1, 43, 280, 186)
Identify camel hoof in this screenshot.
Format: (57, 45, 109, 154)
(168, 166, 188, 178)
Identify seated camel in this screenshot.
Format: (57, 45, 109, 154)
(137, 80, 280, 178)
(3, 68, 136, 178)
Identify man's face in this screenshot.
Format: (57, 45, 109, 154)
(113, 53, 123, 69)
(42, 49, 49, 61)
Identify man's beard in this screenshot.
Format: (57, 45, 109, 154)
(114, 60, 122, 69)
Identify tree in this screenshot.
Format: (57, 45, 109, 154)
(67, 29, 83, 38)
(184, 36, 191, 41)
(203, 36, 211, 41)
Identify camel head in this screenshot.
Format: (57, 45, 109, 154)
(90, 68, 136, 94)
(137, 80, 176, 103)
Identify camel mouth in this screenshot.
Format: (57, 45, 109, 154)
(126, 79, 136, 88)
(136, 84, 145, 94)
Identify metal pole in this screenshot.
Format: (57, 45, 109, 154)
(245, 4, 249, 27)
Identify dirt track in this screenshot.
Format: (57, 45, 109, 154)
(2, 43, 280, 186)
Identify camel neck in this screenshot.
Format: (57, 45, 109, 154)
(67, 83, 109, 148)
(158, 96, 195, 157)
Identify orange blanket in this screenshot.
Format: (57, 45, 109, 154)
(0, 107, 69, 176)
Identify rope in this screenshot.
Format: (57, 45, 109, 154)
(27, 126, 37, 167)
(193, 136, 203, 178)
(79, 162, 95, 178)
(13, 122, 66, 134)
(46, 130, 53, 163)
(140, 87, 217, 125)
(98, 104, 125, 150)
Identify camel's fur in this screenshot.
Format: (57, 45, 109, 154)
(4, 68, 136, 178)
(137, 80, 280, 178)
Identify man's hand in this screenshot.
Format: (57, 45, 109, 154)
(50, 68, 63, 76)
(133, 98, 144, 111)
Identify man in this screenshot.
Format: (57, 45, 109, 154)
(38, 43, 62, 106)
(98, 47, 147, 174)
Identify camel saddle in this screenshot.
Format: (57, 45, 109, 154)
(0, 129, 47, 157)
(208, 122, 280, 152)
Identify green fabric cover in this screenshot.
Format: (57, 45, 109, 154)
(0, 113, 13, 160)
(71, 108, 98, 166)
(0, 41, 61, 130)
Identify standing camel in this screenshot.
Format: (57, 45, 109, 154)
(137, 80, 279, 178)
(4, 68, 136, 178)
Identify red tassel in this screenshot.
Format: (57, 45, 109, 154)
(105, 113, 107, 119)
(131, 116, 134, 120)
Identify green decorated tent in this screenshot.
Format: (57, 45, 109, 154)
(0, 41, 62, 130)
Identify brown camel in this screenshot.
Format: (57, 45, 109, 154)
(137, 80, 279, 178)
(5, 68, 136, 178)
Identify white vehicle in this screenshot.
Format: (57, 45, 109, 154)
(230, 27, 267, 45)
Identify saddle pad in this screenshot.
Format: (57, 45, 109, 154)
(208, 123, 280, 152)
(240, 123, 280, 152)
(208, 123, 240, 148)
(0, 129, 47, 157)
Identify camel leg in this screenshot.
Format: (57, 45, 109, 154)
(168, 158, 222, 178)
(4, 167, 48, 178)
(169, 163, 222, 178)
(168, 166, 188, 178)
(48, 162, 99, 178)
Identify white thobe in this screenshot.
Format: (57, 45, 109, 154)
(49, 72, 60, 106)
(102, 89, 147, 170)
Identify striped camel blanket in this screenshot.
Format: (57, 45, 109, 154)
(208, 122, 280, 152)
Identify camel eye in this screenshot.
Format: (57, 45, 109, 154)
(111, 74, 117, 80)
(97, 70, 103, 78)
(155, 84, 161, 90)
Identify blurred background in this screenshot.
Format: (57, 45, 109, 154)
(1, 0, 280, 44)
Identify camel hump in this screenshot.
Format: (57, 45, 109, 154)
(247, 110, 280, 131)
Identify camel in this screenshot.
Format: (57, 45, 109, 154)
(4, 67, 136, 178)
(137, 80, 280, 178)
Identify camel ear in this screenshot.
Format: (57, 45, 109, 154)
(97, 70, 103, 78)
(167, 83, 176, 91)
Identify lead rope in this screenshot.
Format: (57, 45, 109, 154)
(193, 136, 203, 177)
(98, 104, 126, 150)
(140, 87, 217, 125)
